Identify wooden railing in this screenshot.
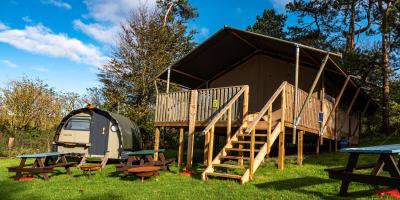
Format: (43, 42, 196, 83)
(284, 83, 336, 138)
(244, 81, 287, 179)
(154, 86, 245, 124)
(284, 83, 321, 132)
(202, 85, 249, 166)
(155, 91, 191, 122)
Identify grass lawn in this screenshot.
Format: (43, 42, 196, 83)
(1, 136, 399, 200)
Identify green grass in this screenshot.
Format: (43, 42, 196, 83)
(0, 136, 399, 200)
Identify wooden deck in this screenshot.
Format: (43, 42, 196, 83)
(154, 83, 336, 139)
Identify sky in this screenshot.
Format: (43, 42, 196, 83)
(0, 0, 291, 94)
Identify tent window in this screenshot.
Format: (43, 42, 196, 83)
(64, 118, 90, 131)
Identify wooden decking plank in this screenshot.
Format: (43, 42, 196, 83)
(206, 172, 242, 179)
(220, 156, 250, 160)
(213, 164, 244, 169)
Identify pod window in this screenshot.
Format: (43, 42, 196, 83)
(64, 118, 90, 131)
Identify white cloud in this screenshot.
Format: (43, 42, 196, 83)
(0, 24, 107, 67)
(73, 20, 119, 45)
(43, 0, 72, 10)
(74, 0, 156, 44)
(0, 22, 9, 31)
(270, 0, 291, 12)
(33, 66, 49, 73)
(1, 59, 18, 68)
(22, 16, 32, 23)
(200, 27, 210, 38)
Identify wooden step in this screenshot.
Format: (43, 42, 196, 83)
(232, 141, 265, 145)
(225, 148, 260, 152)
(213, 164, 244, 169)
(220, 156, 250, 160)
(237, 134, 269, 137)
(205, 172, 242, 180)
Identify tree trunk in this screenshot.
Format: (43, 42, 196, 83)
(380, 1, 391, 134)
(345, 0, 356, 52)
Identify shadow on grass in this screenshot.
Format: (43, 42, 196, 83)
(0, 180, 40, 200)
(255, 176, 376, 199)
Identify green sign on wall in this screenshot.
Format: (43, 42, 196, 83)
(212, 99, 219, 108)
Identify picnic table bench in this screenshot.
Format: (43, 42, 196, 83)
(325, 144, 400, 196)
(116, 149, 175, 174)
(8, 152, 82, 181)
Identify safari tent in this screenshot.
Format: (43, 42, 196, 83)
(53, 107, 142, 160)
(153, 26, 378, 183)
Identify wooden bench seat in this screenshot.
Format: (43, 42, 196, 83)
(8, 166, 54, 173)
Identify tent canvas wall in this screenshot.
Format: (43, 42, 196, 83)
(53, 108, 142, 159)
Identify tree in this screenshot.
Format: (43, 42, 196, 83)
(375, 0, 398, 134)
(0, 78, 63, 151)
(99, 2, 197, 145)
(286, 0, 373, 51)
(247, 9, 287, 39)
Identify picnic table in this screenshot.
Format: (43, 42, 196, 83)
(117, 149, 175, 174)
(8, 152, 81, 181)
(325, 144, 400, 196)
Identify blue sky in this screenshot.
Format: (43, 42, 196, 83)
(0, 0, 291, 94)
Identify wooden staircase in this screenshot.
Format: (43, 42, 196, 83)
(201, 82, 288, 184)
(202, 119, 281, 184)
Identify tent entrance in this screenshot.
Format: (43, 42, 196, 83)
(89, 112, 110, 155)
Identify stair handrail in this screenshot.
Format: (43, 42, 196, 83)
(202, 85, 249, 135)
(244, 81, 287, 134)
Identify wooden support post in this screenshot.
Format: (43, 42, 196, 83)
(239, 87, 249, 166)
(203, 131, 209, 165)
(166, 67, 171, 93)
(226, 106, 232, 144)
(154, 127, 160, 161)
(293, 44, 300, 144)
(278, 87, 286, 170)
(178, 127, 184, 174)
(249, 128, 255, 180)
(295, 54, 329, 128)
(297, 131, 303, 166)
(319, 75, 325, 145)
(266, 105, 272, 160)
(207, 126, 215, 167)
(316, 136, 320, 156)
(187, 90, 198, 169)
(242, 86, 249, 126)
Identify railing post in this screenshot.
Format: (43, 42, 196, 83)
(266, 105, 272, 159)
(278, 86, 286, 170)
(242, 86, 249, 126)
(226, 106, 232, 145)
(249, 128, 255, 180)
(203, 130, 209, 165)
(187, 90, 198, 169)
(207, 126, 215, 166)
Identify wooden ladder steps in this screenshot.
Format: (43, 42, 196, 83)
(237, 133, 269, 137)
(220, 155, 250, 160)
(213, 163, 244, 169)
(231, 141, 265, 145)
(205, 172, 242, 180)
(225, 148, 260, 152)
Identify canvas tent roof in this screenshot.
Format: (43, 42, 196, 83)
(155, 26, 378, 113)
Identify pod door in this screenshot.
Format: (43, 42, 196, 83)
(89, 112, 110, 155)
